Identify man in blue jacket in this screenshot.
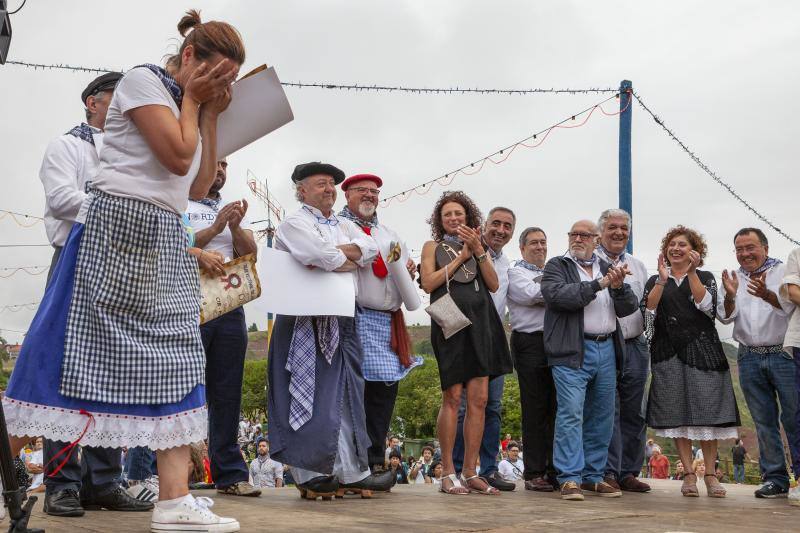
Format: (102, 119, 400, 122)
(541, 220, 638, 501)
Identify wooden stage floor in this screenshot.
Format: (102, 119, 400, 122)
(18, 478, 797, 532)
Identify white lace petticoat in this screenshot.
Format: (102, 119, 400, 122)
(2, 397, 208, 450)
(655, 426, 738, 441)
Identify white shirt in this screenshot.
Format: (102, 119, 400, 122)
(275, 205, 378, 297)
(568, 254, 616, 335)
(507, 263, 546, 333)
(27, 449, 44, 491)
(716, 263, 793, 347)
(186, 196, 252, 260)
(498, 458, 524, 481)
(490, 251, 511, 319)
(596, 249, 648, 339)
(39, 127, 102, 247)
(782, 248, 800, 349)
(351, 219, 406, 312)
(92, 67, 202, 215)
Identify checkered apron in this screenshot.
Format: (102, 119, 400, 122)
(356, 307, 422, 382)
(59, 189, 205, 404)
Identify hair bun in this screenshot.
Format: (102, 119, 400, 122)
(177, 9, 203, 37)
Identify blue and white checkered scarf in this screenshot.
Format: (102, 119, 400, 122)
(596, 244, 625, 264)
(338, 205, 378, 229)
(65, 123, 96, 146)
(198, 197, 221, 212)
(570, 252, 598, 267)
(515, 259, 544, 273)
(741, 256, 782, 277)
(443, 234, 463, 245)
(286, 316, 339, 431)
(134, 64, 183, 106)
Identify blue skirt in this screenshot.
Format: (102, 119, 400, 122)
(3, 223, 207, 450)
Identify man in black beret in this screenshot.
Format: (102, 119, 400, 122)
(38, 71, 152, 517)
(267, 162, 395, 499)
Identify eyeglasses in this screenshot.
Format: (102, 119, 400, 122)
(350, 186, 380, 196)
(303, 206, 339, 226)
(568, 232, 597, 241)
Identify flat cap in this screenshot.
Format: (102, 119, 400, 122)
(81, 71, 124, 105)
(341, 173, 383, 191)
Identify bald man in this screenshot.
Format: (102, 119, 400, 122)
(540, 220, 638, 501)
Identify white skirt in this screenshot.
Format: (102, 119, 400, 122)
(655, 426, 738, 441)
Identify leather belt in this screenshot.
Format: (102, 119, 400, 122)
(744, 344, 785, 355)
(584, 333, 613, 342)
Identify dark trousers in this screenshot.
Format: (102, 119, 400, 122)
(511, 330, 557, 480)
(125, 446, 157, 481)
(44, 440, 121, 498)
(45, 246, 123, 498)
(201, 306, 249, 487)
(605, 336, 650, 479)
(364, 380, 399, 467)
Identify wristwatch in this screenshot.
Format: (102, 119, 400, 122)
(476, 253, 488, 264)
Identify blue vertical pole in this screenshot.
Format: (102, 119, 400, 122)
(618, 80, 633, 253)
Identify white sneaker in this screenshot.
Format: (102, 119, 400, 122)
(128, 475, 160, 503)
(150, 495, 239, 532)
(789, 485, 800, 506)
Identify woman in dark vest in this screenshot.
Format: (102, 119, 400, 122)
(420, 191, 513, 495)
(643, 226, 740, 499)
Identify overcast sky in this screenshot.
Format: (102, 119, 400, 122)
(1, 0, 798, 343)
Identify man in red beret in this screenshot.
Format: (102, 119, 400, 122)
(338, 174, 422, 473)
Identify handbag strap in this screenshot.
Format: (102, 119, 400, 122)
(444, 263, 450, 293)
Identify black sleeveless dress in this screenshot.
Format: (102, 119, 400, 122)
(429, 241, 512, 390)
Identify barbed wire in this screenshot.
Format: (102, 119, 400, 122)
(379, 91, 629, 205)
(5, 61, 617, 95)
(0, 266, 49, 278)
(632, 92, 799, 247)
(0, 302, 40, 314)
(0, 209, 44, 227)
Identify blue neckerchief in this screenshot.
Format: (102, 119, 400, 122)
(338, 205, 378, 229)
(443, 234, 463, 245)
(570, 252, 597, 267)
(65, 123, 96, 146)
(515, 259, 544, 273)
(134, 64, 183, 106)
(741, 256, 782, 277)
(198, 197, 221, 212)
(303, 205, 339, 226)
(597, 243, 625, 264)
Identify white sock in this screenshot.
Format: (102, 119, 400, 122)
(156, 494, 193, 510)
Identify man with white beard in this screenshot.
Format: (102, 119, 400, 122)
(338, 174, 422, 473)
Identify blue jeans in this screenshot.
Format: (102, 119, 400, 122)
(552, 338, 617, 485)
(738, 346, 798, 489)
(201, 307, 249, 487)
(733, 463, 746, 483)
(794, 347, 800, 474)
(453, 375, 504, 476)
(125, 447, 157, 481)
(605, 336, 650, 479)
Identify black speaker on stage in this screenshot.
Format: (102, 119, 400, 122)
(0, 0, 12, 65)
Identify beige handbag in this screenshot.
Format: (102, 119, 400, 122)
(425, 263, 472, 339)
(199, 253, 261, 324)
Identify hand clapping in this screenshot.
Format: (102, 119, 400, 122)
(456, 225, 483, 255)
(746, 273, 770, 300)
(721, 269, 739, 297)
(603, 264, 629, 289)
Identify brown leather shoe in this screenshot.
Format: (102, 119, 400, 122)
(560, 481, 584, 501)
(619, 475, 651, 493)
(525, 477, 554, 492)
(580, 481, 622, 497)
(603, 475, 621, 490)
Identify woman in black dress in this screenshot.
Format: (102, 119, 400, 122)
(642, 226, 739, 498)
(420, 191, 513, 495)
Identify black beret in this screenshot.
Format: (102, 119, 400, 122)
(81, 72, 124, 105)
(291, 162, 345, 184)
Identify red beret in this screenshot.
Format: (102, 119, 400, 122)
(341, 174, 383, 191)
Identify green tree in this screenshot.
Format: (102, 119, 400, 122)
(248, 322, 258, 333)
(390, 355, 440, 439)
(0, 336, 9, 365)
(500, 374, 521, 438)
(241, 359, 268, 421)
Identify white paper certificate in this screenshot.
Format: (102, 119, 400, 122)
(253, 247, 355, 317)
(216, 66, 294, 159)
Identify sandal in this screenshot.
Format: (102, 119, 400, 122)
(439, 473, 469, 495)
(704, 474, 727, 498)
(681, 473, 699, 497)
(461, 474, 500, 495)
